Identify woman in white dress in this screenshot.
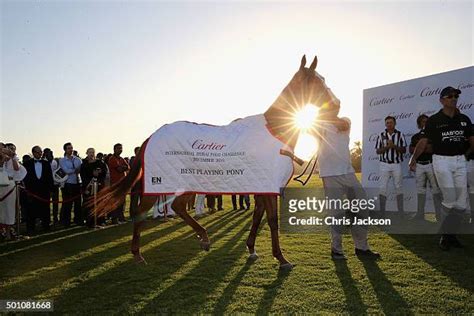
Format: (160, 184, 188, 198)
(0, 143, 27, 240)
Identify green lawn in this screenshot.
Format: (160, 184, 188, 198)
(1, 175, 473, 314)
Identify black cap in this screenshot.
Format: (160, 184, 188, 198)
(440, 86, 461, 98)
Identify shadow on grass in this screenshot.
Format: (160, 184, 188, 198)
(211, 257, 255, 314)
(389, 234, 474, 292)
(0, 226, 91, 256)
(136, 215, 254, 314)
(333, 260, 368, 315)
(48, 210, 250, 313)
(0, 210, 239, 299)
(0, 209, 235, 256)
(361, 258, 413, 315)
(0, 210, 236, 278)
(255, 268, 292, 315)
(0, 219, 186, 281)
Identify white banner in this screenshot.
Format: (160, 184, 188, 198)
(362, 66, 474, 212)
(143, 114, 294, 195)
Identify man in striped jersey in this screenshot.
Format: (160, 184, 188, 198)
(375, 116, 407, 217)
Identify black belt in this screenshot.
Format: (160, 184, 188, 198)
(416, 160, 432, 165)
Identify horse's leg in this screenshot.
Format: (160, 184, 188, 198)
(131, 195, 157, 264)
(172, 195, 210, 251)
(246, 195, 265, 259)
(263, 195, 293, 269)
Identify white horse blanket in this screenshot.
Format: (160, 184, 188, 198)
(143, 114, 294, 195)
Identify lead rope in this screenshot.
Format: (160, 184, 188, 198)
(293, 153, 318, 186)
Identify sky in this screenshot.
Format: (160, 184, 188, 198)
(1, 0, 473, 159)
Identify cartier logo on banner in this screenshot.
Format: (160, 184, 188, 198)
(367, 172, 380, 182)
(369, 97, 395, 107)
(368, 133, 379, 142)
(458, 82, 474, 89)
(387, 111, 414, 120)
(399, 94, 415, 101)
(458, 102, 473, 110)
(420, 87, 443, 97)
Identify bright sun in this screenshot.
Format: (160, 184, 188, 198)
(294, 105, 319, 131)
(293, 105, 319, 161)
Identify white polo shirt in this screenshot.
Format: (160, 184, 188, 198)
(316, 118, 355, 178)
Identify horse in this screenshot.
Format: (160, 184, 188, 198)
(92, 55, 340, 269)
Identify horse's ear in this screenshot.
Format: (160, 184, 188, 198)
(309, 56, 318, 71)
(299, 55, 306, 70)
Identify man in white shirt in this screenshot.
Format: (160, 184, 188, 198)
(43, 148, 60, 224)
(59, 142, 83, 227)
(314, 104, 380, 260)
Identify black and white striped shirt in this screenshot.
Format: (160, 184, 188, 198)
(375, 129, 407, 164)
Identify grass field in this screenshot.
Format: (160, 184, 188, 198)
(1, 176, 473, 314)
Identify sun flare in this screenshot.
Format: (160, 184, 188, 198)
(292, 105, 320, 161)
(293, 105, 319, 131)
(294, 131, 318, 162)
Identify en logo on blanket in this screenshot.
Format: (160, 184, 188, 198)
(143, 114, 294, 195)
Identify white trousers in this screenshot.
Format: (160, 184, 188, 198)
(415, 163, 440, 195)
(467, 160, 474, 195)
(153, 196, 177, 218)
(322, 173, 369, 254)
(432, 155, 467, 210)
(0, 180, 16, 225)
(379, 162, 403, 196)
(195, 194, 206, 215)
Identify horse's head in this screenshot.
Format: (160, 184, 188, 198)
(264, 55, 341, 149)
(285, 55, 340, 113)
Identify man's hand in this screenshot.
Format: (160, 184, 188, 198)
(1, 148, 14, 158)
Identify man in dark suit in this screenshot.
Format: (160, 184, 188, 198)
(24, 146, 54, 234)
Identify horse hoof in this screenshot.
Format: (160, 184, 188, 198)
(134, 254, 147, 264)
(248, 252, 258, 260)
(279, 262, 294, 271)
(200, 240, 211, 251)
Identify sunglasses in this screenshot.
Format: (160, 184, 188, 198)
(443, 94, 459, 99)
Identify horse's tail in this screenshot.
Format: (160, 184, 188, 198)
(92, 139, 148, 218)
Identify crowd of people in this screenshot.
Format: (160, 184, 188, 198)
(0, 141, 252, 241)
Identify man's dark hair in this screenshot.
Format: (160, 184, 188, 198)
(113, 143, 122, 150)
(134, 146, 140, 154)
(63, 142, 72, 151)
(384, 116, 396, 124)
(416, 114, 429, 129)
(31, 145, 41, 153)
